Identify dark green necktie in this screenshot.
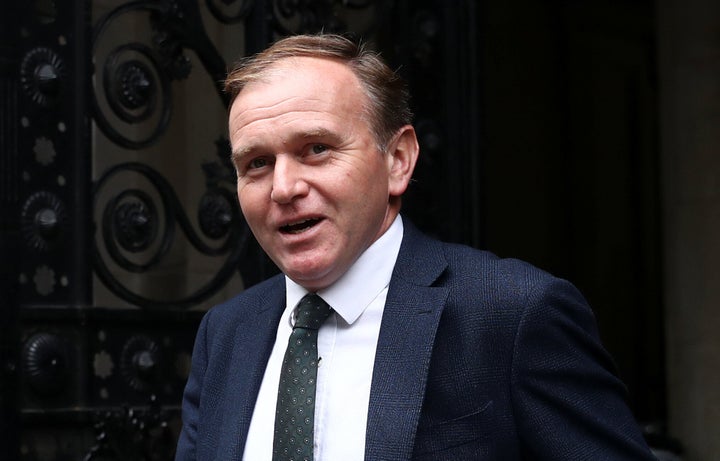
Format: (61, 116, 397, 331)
(273, 294, 333, 461)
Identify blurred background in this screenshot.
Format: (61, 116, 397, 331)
(0, 0, 717, 460)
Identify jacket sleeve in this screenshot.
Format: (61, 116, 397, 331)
(510, 276, 656, 460)
(175, 310, 211, 461)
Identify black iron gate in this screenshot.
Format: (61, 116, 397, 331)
(0, 1, 480, 459)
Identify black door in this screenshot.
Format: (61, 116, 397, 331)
(1, 1, 481, 459)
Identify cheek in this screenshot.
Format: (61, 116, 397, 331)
(237, 187, 262, 221)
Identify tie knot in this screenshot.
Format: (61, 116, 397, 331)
(294, 293, 333, 330)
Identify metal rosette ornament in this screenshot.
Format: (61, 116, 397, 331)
(22, 332, 70, 398)
(21, 190, 67, 253)
(92, 162, 248, 309)
(119, 335, 160, 393)
(90, 2, 177, 150)
(20, 46, 66, 107)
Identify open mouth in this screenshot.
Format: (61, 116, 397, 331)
(280, 218, 322, 234)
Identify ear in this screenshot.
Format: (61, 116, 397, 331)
(387, 125, 420, 197)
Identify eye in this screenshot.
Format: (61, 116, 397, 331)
(248, 157, 269, 169)
(310, 144, 327, 154)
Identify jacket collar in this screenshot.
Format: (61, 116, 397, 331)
(223, 275, 286, 458)
(365, 217, 449, 460)
(228, 219, 449, 460)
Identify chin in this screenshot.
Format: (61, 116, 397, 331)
(284, 264, 336, 290)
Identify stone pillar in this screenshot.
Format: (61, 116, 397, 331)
(657, 0, 720, 459)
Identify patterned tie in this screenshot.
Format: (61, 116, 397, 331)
(273, 294, 333, 461)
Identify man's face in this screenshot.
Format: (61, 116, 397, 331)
(229, 57, 399, 291)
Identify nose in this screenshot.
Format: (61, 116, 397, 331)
(270, 156, 309, 204)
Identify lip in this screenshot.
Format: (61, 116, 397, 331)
(280, 217, 321, 233)
(275, 215, 326, 241)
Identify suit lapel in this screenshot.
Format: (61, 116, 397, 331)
(216, 277, 286, 459)
(365, 219, 449, 461)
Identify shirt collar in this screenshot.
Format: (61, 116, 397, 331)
(286, 215, 404, 325)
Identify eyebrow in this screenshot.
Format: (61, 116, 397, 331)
(301, 127, 333, 139)
(231, 127, 341, 164)
(231, 145, 254, 165)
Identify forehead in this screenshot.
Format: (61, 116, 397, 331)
(235, 56, 363, 107)
(228, 57, 368, 137)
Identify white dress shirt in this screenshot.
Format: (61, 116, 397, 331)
(243, 216, 404, 461)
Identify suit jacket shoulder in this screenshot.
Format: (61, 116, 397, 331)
(176, 274, 286, 461)
(367, 218, 655, 460)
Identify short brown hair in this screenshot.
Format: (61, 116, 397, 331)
(224, 33, 412, 151)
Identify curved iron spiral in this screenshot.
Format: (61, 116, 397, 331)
(93, 162, 248, 309)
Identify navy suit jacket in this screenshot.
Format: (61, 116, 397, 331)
(176, 218, 656, 460)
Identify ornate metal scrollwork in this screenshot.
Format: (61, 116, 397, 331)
(21, 190, 67, 252)
(119, 335, 160, 392)
(33, 136, 57, 166)
(100, 183, 169, 274)
(93, 162, 248, 309)
(89, 0, 255, 310)
(90, 0, 235, 150)
(87, 0, 396, 311)
(22, 332, 70, 397)
(115, 60, 154, 111)
(205, 0, 254, 24)
(149, 7, 193, 82)
(198, 190, 234, 240)
(94, 39, 173, 149)
(83, 400, 176, 461)
(105, 50, 166, 128)
(198, 139, 237, 239)
(109, 189, 159, 254)
(274, 0, 341, 33)
(20, 47, 65, 107)
(90, 2, 190, 149)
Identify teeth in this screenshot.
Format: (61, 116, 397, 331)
(282, 218, 318, 234)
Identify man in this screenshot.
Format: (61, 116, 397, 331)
(176, 33, 656, 460)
